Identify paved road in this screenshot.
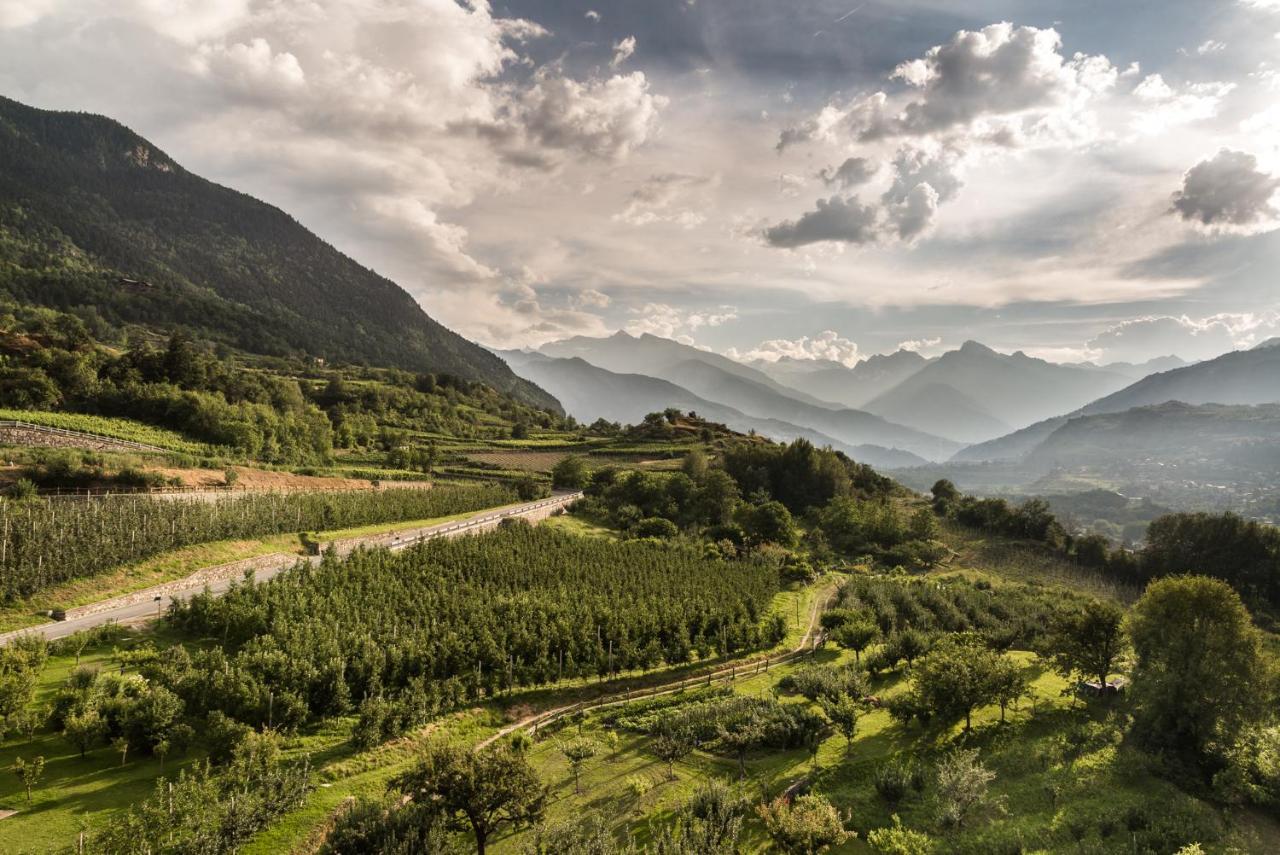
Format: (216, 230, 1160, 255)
(1, 491, 582, 645)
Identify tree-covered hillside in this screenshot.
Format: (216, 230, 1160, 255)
(0, 95, 556, 409)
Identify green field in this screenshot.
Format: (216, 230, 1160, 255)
(0, 409, 211, 455)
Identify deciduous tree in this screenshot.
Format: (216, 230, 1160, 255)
(394, 742, 545, 855)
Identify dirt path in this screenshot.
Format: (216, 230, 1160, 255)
(477, 575, 840, 750)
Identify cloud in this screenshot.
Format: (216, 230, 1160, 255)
(778, 172, 807, 198)
(765, 141, 961, 247)
(0, 0, 669, 349)
(767, 23, 1120, 250)
(763, 194, 880, 247)
(728, 330, 861, 367)
(1196, 39, 1227, 54)
(896, 337, 943, 353)
(1086, 312, 1280, 363)
(610, 35, 636, 69)
(1170, 149, 1280, 234)
(1130, 74, 1234, 134)
(624, 302, 737, 342)
(489, 69, 666, 165)
(818, 156, 877, 188)
(574, 289, 612, 308)
(880, 143, 963, 240)
(779, 23, 1116, 150)
(614, 172, 711, 227)
(584, 10, 601, 22)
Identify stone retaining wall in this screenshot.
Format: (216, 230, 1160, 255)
(0, 425, 146, 454)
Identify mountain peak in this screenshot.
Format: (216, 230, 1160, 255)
(956, 340, 998, 357)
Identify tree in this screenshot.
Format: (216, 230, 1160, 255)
(651, 730, 694, 781)
(831, 619, 879, 663)
(1044, 601, 1125, 690)
(681, 448, 709, 482)
(154, 738, 171, 771)
(866, 815, 934, 855)
(716, 720, 765, 780)
(910, 633, 1005, 731)
(891, 629, 929, 667)
(551, 456, 589, 490)
(514, 475, 544, 501)
(394, 742, 545, 855)
(930, 480, 959, 513)
(1127, 575, 1268, 756)
(820, 694, 860, 754)
(559, 737, 598, 795)
(991, 659, 1029, 723)
(934, 748, 995, 828)
(62, 708, 106, 759)
(908, 507, 938, 542)
(12, 755, 44, 806)
(757, 793, 851, 854)
(112, 735, 129, 767)
(742, 501, 798, 548)
(682, 780, 746, 853)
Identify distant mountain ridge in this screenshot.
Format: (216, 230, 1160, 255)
(536, 332, 962, 461)
(754, 349, 929, 409)
(0, 95, 556, 409)
(498, 350, 929, 469)
(954, 344, 1280, 463)
(860, 341, 1133, 442)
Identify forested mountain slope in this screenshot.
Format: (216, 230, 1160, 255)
(956, 344, 1280, 462)
(0, 95, 556, 409)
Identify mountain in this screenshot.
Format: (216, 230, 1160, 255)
(1096, 355, 1188, 380)
(856, 381, 1012, 444)
(1075, 344, 1280, 417)
(861, 341, 1132, 443)
(660, 358, 961, 460)
(498, 350, 929, 469)
(755, 350, 929, 409)
(540, 332, 838, 408)
(0, 95, 555, 409)
(953, 344, 1280, 462)
(538, 332, 960, 460)
(1025, 401, 1280, 471)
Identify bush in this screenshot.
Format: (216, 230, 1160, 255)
(633, 517, 679, 539)
(874, 760, 916, 805)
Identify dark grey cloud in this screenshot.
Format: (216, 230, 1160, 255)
(819, 156, 878, 188)
(1170, 149, 1280, 233)
(763, 194, 879, 247)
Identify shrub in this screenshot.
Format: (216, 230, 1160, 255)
(934, 748, 997, 828)
(874, 760, 916, 805)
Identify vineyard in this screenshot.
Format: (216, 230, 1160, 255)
(166, 525, 783, 733)
(0, 409, 210, 454)
(0, 484, 514, 598)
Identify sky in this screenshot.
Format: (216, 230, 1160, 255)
(1, 0, 1278, 366)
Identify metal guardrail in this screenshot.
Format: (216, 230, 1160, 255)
(0, 419, 167, 453)
(388, 492, 583, 550)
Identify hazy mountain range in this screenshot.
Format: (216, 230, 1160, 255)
(496, 330, 1280, 505)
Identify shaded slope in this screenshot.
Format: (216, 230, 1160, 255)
(0, 95, 555, 408)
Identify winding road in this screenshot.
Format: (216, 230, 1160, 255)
(0, 491, 582, 645)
